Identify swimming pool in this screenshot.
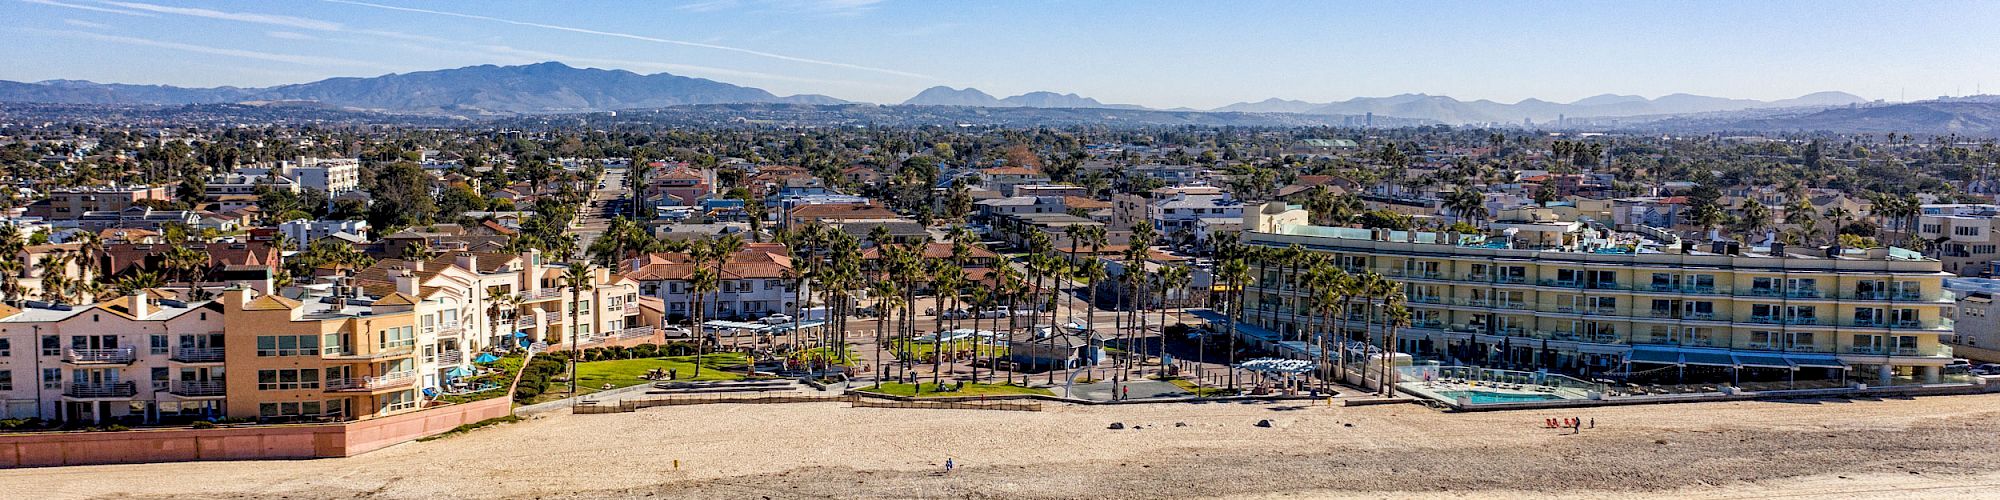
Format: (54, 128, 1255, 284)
(1437, 390, 1564, 404)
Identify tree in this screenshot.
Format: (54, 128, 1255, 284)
(367, 160, 437, 233)
(561, 261, 596, 397)
(1219, 257, 1249, 390)
(1733, 199, 1773, 241)
(1445, 189, 1489, 227)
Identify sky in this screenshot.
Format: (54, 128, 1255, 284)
(4, 0, 2000, 109)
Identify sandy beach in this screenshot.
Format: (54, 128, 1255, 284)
(11, 393, 2000, 499)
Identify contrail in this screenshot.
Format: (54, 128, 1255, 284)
(320, 0, 931, 80)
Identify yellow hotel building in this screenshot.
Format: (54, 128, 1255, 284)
(1241, 203, 1957, 385)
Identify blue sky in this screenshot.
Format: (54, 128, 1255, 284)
(5, 0, 1999, 108)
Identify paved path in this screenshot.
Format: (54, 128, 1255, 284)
(1069, 379, 1190, 401)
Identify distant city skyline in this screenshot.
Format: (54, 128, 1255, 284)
(4, 0, 2000, 108)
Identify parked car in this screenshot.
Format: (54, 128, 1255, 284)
(759, 314, 795, 325)
(975, 307, 1010, 319)
(936, 308, 972, 319)
(660, 326, 692, 337)
(1974, 363, 2000, 375)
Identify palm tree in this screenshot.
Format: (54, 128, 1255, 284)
(37, 250, 72, 303)
(0, 259, 21, 305)
(1219, 257, 1249, 390)
(1380, 299, 1410, 397)
(163, 246, 207, 300)
(1445, 189, 1489, 227)
(113, 270, 164, 297)
(688, 267, 718, 378)
(1823, 206, 1853, 244)
(868, 279, 900, 388)
(989, 262, 1022, 384)
(931, 261, 963, 388)
(1309, 263, 1352, 392)
(1157, 263, 1191, 378)
(708, 233, 746, 320)
(561, 261, 595, 396)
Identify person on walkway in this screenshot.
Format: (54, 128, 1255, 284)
(944, 458, 954, 473)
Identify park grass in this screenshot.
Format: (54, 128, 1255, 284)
(860, 382, 1052, 398)
(1166, 377, 1240, 397)
(567, 354, 748, 396)
(789, 347, 860, 367)
(889, 338, 1009, 361)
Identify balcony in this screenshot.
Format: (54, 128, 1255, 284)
(516, 316, 540, 328)
(320, 345, 415, 361)
(326, 372, 416, 392)
(1785, 290, 1823, 299)
(64, 381, 137, 399)
(623, 303, 640, 315)
(1785, 317, 1821, 326)
(170, 346, 225, 363)
(64, 347, 136, 365)
(1540, 279, 1581, 288)
(1747, 316, 1780, 325)
(435, 320, 464, 338)
(611, 326, 656, 339)
(1495, 276, 1527, 285)
(168, 380, 226, 397)
(1744, 288, 1783, 298)
(438, 350, 464, 365)
(520, 289, 563, 302)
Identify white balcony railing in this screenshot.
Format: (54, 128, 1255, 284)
(171, 346, 225, 363)
(170, 380, 226, 396)
(326, 372, 416, 391)
(65, 381, 137, 398)
(65, 347, 136, 364)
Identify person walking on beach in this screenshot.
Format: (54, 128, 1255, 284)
(944, 458, 954, 473)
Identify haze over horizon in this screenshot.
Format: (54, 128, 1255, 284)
(5, 0, 2000, 108)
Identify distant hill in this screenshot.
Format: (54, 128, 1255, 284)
(1211, 92, 1870, 125)
(899, 86, 1140, 109)
(0, 62, 845, 115)
(1716, 100, 2000, 135)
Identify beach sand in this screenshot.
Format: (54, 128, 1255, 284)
(11, 393, 2000, 499)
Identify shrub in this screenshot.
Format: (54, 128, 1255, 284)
(191, 421, 217, 429)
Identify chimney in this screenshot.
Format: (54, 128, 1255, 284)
(392, 269, 418, 296)
(455, 252, 477, 272)
(126, 291, 149, 318)
(410, 258, 425, 273)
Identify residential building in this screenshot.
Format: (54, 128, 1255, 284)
(1917, 207, 2000, 276)
(279, 219, 370, 250)
(1239, 202, 1958, 385)
(0, 294, 223, 423)
(624, 243, 803, 323)
(27, 185, 172, 220)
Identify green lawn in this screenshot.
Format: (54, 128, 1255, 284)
(789, 347, 860, 367)
(862, 382, 1052, 398)
(889, 339, 1008, 361)
(1166, 377, 1240, 397)
(569, 354, 749, 396)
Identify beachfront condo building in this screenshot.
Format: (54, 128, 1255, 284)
(1238, 203, 1957, 385)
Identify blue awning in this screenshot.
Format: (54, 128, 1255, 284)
(473, 353, 500, 363)
(1680, 349, 1736, 367)
(446, 366, 471, 378)
(1733, 352, 1793, 369)
(1787, 354, 1848, 369)
(1627, 346, 1682, 365)
(422, 388, 438, 398)
(513, 331, 529, 338)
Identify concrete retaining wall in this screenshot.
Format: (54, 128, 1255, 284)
(0, 397, 510, 468)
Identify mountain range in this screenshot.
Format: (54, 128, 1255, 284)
(0, 61, 1893, 126)
(0, 62, 845, 115)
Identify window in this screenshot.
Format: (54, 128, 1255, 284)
(0, 370, 11, 391)
(151, 367, 168, 392)
(1977, 245, 1997, 255)
(0, 338, 10, 357)
(259, 402, 324, 418)
(41, 368, 59, 389)
(379, 326, 415, 350)
(1955, 226, 1981, 237)
(40, 335, 57, 356)
(256, 335, 319, 356)
(257, 369, 321, 390)
(381, 389, 417, 412)
(1923, 223, 1943, 234)
(150, 334, 169, 355)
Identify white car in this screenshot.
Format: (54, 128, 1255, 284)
(974, 308, 1010, 319)
(660, 326, 692, 337)
(759, 314, 795, 325)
